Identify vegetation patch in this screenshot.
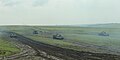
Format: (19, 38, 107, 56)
(0, 39, 20, 56)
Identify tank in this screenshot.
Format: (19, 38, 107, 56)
(10, 33, 17, 38)
(33, 30, 39, 34)
(98, 31, 109, 36)
(53, 34, 64, 40)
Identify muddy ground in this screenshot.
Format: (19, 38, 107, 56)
(0, 32, 120, 60)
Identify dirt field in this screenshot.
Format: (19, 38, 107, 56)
(0, 31, 119, 60)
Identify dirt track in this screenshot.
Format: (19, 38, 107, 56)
(3, 32, 120, 60)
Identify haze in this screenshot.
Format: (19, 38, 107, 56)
(0, 0, 120, 25)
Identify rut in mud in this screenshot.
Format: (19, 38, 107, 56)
(5, 32, 120, 60)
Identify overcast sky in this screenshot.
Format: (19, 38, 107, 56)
(0, 0, 120, 25)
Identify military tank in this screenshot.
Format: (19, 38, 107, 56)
(10, 33, 17, 38)
(98, 31, 109, 36)
(53, 34, 64, 40)
(33, 30, 39, 34)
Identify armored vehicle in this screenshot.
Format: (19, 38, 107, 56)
(98, 31, 109, 36)
(10, 33, 17, 38)
(33, 30, 39, 34)
(53, 34, 64, 40)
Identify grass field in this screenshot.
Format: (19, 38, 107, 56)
(0, 25, 120, 55)
(0, 38, 20, 56)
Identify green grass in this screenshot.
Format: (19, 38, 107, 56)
(0, 38, 20, 56)
(24, 35, 98, 52)
(1, 25, 120, 55)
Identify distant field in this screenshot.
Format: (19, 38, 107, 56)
(0, 25, 120, 55)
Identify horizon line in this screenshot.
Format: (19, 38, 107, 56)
(0, 23, 119, 26)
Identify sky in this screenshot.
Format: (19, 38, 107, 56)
(0, 0, 120, 25)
